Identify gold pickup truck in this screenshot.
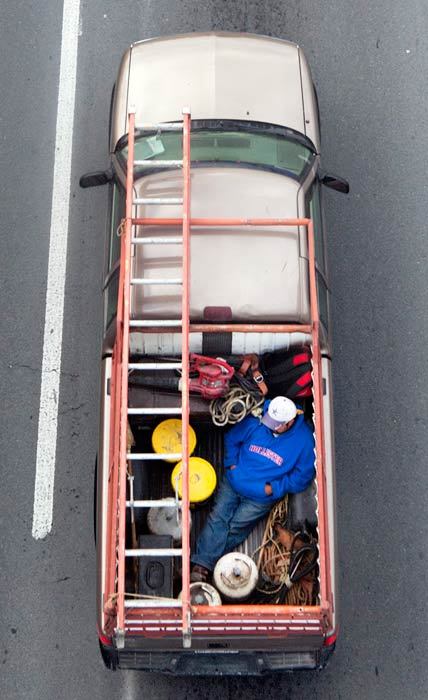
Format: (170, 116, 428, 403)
(81, 32, 349, 675)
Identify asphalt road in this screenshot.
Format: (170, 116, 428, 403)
(1, 1, 428, 698)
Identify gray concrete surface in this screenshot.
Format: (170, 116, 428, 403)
(1, 1, 428, 698)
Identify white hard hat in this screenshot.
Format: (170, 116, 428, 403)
(261, 396, 297, 430)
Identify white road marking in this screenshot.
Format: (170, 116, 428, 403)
(32, 0, 81, 540)
(122, 673, 141, 700)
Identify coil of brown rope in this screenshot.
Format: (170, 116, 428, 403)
(250, 498, 318, 606)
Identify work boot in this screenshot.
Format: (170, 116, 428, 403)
(190, 564, 210, 583)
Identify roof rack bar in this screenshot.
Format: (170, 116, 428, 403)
(130, 319, 182, 327)
(135, 122, 183, 131)
(115, 109, 137, 637)
(125, 548, 182, 557)
(126, 499, 181, 508)
(126, 452, 182, 460)
(131, 236, 183, 244)
(127, 408, 181, 415)
(134, 198, 183, 206)
(180, 108, 192, 649)
(128, 362, 182, 370)
(134, 160, 183, 167)
(307, 219, 331, 609)
(129, 324, 311, 334)
(132, 217, 311, 227)
(189, 323, 312, 333)
(131, 278, 182, 286)
(105, 347, 121, 618)
(125, 599, 182, 608)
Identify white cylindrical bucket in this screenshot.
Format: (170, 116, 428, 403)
(147, 504, 190, 543)
(213, 553, 258, 601)
(179, 582, 222, 606)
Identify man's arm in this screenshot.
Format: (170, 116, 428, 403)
(268, 442, 315, 497)
(224, 415, 259, 467)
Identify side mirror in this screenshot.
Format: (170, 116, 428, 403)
(320, 172, 350, 194)
(79, 170, 112, 188)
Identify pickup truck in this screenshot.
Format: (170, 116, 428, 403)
(80, 32, 349, 675)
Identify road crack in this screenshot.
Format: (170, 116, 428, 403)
(7, 363, 79, 379)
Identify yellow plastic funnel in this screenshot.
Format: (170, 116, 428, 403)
(171, 457, 217, 504)
(151, 419, 196, 463)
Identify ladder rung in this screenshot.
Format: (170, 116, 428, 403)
(127, 452, 182, 460)
(134, 198, 183, 205)
(125, 599, 182, 608)
(131, 236, 183, 245)
(126, 498, 180, 508)
(131, 278, 182, 286)
(130, 319, 182, 327)
(125, 548, 182, 557)
(127, 407, 182, 415)
(128, 362, 182, 370)
(135, 122, 183, 132)
(134, 160, 183, 167)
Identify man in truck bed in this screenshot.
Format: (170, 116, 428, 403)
(191, 396, 315, 580)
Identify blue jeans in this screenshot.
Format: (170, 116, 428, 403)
(191, 476, 273, 571)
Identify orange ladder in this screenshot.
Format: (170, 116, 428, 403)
(107, 108, 192, 648)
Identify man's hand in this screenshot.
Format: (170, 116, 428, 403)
(229, 464, 237, 471)
(264, 482, 273, 496)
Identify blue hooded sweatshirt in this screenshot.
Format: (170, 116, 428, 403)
(224, 401, 315, 503)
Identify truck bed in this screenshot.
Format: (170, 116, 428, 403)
(127, 414, 318, 601)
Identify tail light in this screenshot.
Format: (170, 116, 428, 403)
(98, 626, 113, 647)
(323, 629, 338, 647)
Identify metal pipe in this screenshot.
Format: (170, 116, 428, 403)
(129, 324, 311, 334)
(104, 347, 120, 629)
(189, 324, 311, 333)
(127, 408, 181, 415)
(192, 604, 323, 616)
(125, 600, 183, 608)
(132, 217, 311, 227)
(180, 109, 192, 648)
(134, 160, 183, 167)
(125, 549, 183, 557)
(126, 453, 182, 461)
(130, 320, 182, 327)
(128, 362, 182, 370)
(125, 499, 181, 508)
(116, 110, 136, 635)
(307, 219, 330, 616)
(134, 198, 184, 205)
(135, 122, 183, 131)
(131, 237, 183, 245)
(131, 278, 182, 285)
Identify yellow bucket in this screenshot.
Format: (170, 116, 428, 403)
(171, 457, 217, 505)
(151, 419, 197, 463)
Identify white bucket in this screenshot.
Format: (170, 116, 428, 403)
(213, 553, 258, 601)
(179, 582, 222, 606)
(147, 504, 191, 543)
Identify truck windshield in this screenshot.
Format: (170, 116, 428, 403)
(117, 121, 315, 181)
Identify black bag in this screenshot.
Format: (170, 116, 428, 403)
(260, 346, 313, 398)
